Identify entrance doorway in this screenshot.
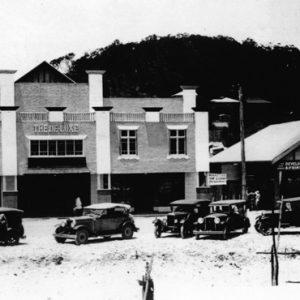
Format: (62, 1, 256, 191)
(18, 173, 90, 217)
(111, 173, 185, 212)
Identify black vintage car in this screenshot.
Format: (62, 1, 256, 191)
(255, 197, 300, 235)
(153, 199, 210, 239)
(0, 207, 25, 245)
(54, 203, 139, 245)
(193, 199, 250, 240)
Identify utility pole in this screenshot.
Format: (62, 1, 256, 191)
(239, 85, 247, 200)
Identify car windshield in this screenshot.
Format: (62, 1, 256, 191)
(83, 208, 106, 217)
(211, 205, 231, 213)
(173, 205, 193, 213)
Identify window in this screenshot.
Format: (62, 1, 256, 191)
(169, 129, 186, 155)
(120, 130, 137, 155)
(30, 140, 83, 157)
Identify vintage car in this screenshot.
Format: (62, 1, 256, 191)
(0, 207, 25, 245)
(54, 203, 139, 245)
(255, 197, 300, 235)
(193, 199, 250, 240)
(153, 199, 210, 239)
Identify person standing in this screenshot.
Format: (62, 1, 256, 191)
(73, 197, 83, 216)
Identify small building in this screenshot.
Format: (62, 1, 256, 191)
(210, 121, 300, 208)
(0, 62, 210, 216)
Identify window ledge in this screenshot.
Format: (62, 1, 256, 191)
(118, 155, 140, 160)
(167, 154, 189, 160)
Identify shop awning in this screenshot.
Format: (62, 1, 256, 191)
(210, 121, 300, 164)
(25, 167, 90, 174)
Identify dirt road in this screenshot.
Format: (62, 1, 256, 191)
(1, 213, 300, 299)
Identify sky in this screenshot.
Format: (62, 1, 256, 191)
(0, 0, 300, 79)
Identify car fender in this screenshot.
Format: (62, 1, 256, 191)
(153, 218, 163, 227)
(121, 221, 136, 231)
(73, 225, 89, 233)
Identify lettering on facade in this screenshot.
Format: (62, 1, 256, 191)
(33, 124, 80, 134)
(209, 173, 227, 186)
(277, 161, 300, 171)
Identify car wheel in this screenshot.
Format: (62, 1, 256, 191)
(180, 225, 187, 239)
(122, 225, 134, 239)
(55, 237, 66, 244)
(254, 220, 261, 232)
(154, 225, 161, 238)
(260, 225, 273, 236)
(75, 229, 89, 245)
(223, 227, 230, 240)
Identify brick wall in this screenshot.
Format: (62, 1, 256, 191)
(111, 122, 196, 174)
(104, 97, 183, 113)
(15, 83, 89, 112)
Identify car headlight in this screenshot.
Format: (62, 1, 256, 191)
(198, 217, 204, 224)
(214, 218, 220, 224)
(69, 219, 76, 227)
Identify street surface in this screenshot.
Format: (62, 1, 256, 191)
(1, 212, 300, 299)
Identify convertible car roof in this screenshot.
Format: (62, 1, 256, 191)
(170, 199, 211, 206)
(277, 197, 300, 203)
(84, 203, 131, 210)
(209, 199, 246, 206)
(0, 207, 24, 213)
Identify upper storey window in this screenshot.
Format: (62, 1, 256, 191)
(169, 129, 187, 155)
(30, 140, 83, 157)
(120, 130, 138, 156)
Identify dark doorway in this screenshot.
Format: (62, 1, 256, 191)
(18, 173, 90, 217)
(111, 173, 185, 213)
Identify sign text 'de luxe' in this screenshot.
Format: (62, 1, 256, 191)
(33, 124, 79, 134)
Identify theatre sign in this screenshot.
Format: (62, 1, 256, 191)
(277, 161, 300, 171)
(33, 124, 80, 134)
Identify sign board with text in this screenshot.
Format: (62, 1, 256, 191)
(209, 173, 227, 186)
(277, 161, 300, 171)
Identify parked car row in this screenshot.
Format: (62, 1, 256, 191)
(154, 199, 250, 240)
(1, 197, 300, 246)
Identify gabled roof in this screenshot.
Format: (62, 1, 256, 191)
(210, 121, 300, 164)
(16, 61, 75, 83)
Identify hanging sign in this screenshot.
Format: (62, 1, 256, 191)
(209, 173, 227, 185)
(277, 161, 300, 171)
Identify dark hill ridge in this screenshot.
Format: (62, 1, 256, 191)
(50, 34, 300, 125)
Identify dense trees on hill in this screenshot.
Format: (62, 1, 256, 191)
(50, 34, 300, 120)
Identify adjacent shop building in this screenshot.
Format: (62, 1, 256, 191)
(210, 121, 300, 208)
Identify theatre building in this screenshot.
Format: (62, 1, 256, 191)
(0, 62, 209, 216)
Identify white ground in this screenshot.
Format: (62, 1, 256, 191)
(1, 212, 300, 300)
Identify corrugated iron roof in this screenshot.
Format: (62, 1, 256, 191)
(210, 121, 300, 164)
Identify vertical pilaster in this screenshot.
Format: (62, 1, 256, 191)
(93, 106, 113, 203)
(87, 71, 106, 112)
(192, 107, 210, 199)
(0, 106, 19, 207)
(181, 86, 198, 113)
